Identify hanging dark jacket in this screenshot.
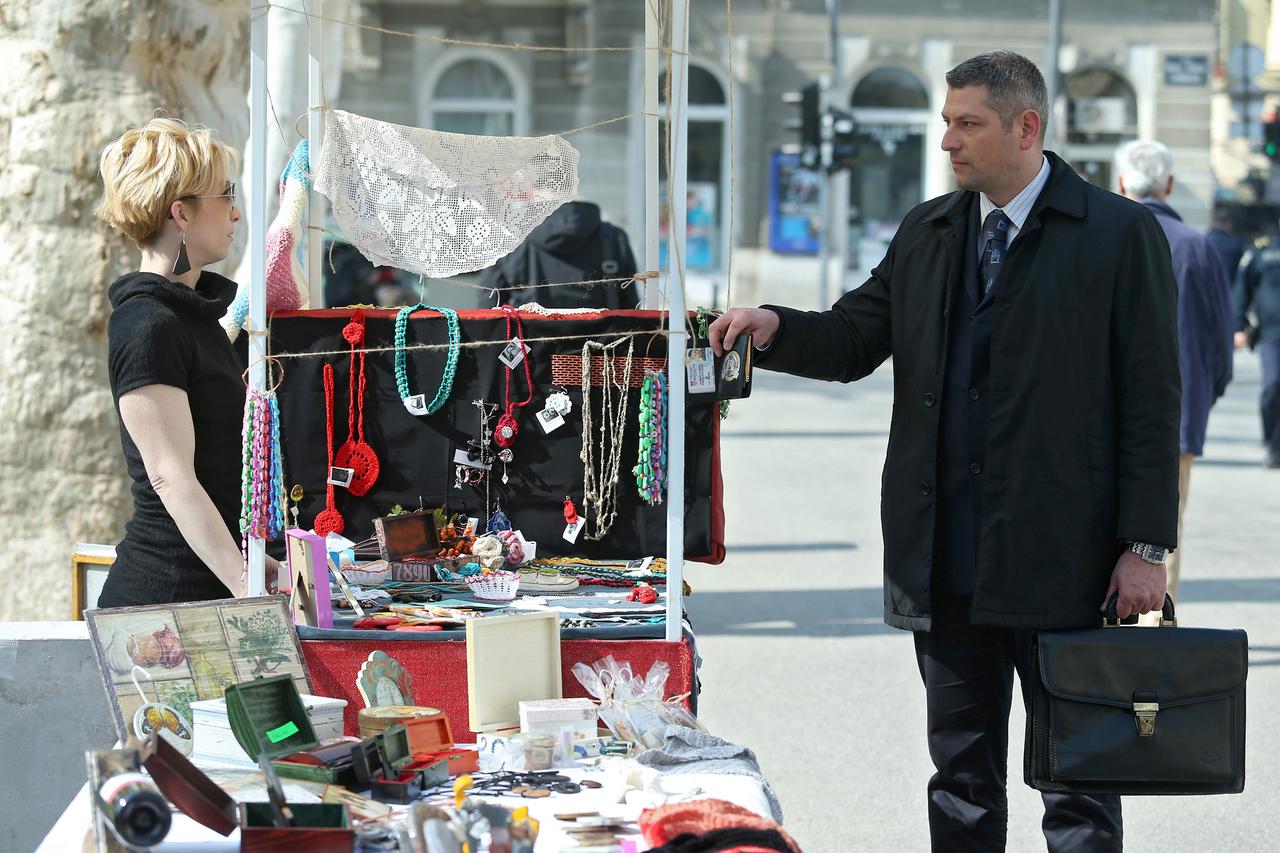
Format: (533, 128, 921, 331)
(756, 152, 1181, 631)
(1139, 199, 1233, 456)
(479, 201, 638, 309)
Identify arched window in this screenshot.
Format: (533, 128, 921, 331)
(1064, 66, 1139, 188)
(845, 66, 929, 277)
(851, 67, 930, 110)
(657, 64, 730, 274)
(429, 57, 520, 136)
(1066, 67, 1138, 144)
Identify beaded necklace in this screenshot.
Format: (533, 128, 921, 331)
(580, 337, 634, 540)
(393, 303, 461, 416)
(633, 369, 667, 506)
(239, 377, 287, 584)
(494, 306, 534, 460)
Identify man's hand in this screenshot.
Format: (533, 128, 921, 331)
(1101, 550, 1168, 619)
(707, 308, 780, 356)
(1234, 330, 1249, 350)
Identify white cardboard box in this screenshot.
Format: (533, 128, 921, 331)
(518, 698, 598, 739)
(190, 694, 347, 768)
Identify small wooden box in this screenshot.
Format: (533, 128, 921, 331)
(352, 724, 424, 804)
(239, 802, 353, 853)
(192, 694, 347, 769)
(223, 676, 355, 784)
(357, 705, 452, 754)
(412, 746, 479, 777)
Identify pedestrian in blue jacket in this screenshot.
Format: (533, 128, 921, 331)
(1116, 139, 1234, 611)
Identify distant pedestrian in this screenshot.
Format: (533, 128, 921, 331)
(1233, 227, 1280, 467)
(479, 201, 638, 309)
(1116, 140, 1234, 614)
(1206, 206, 1245, 282)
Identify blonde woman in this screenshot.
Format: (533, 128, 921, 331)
(95, 117, 249, 606)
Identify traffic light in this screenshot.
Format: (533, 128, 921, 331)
(1265, 117, 1280, 161)
(828, 108, 859, 173)
(783, 83, 821, 168)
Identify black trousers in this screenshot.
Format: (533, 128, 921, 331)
(914, 601, 1123, 852)
(1259, 338, 1280, 457)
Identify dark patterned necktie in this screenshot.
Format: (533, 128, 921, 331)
(980, 210, 1011, 296)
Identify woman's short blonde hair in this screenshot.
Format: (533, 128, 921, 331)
(97, 117, 241, 247)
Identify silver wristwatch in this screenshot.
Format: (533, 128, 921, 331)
(1127, 541, 1168, 565)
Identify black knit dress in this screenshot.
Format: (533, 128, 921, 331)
(97, 272, 244, 607)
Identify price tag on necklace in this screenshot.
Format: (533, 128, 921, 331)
(685, 348, 716, 394)
(498, 337, 531, 369)
(563, 517, 585, 543)
(327, 467, 355, 488)
(403, 394, 429, 416)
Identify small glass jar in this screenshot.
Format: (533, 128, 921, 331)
(520, 732, 556, 771)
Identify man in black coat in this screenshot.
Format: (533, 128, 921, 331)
(711, 51, 1179, 852)
(479, 200, 638, 310)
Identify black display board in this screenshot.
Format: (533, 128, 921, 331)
(268, 309, 722, 562)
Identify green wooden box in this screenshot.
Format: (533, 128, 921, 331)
(223, 675, 356, 786)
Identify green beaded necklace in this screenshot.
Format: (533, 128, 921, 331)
(394, 303, 461, 416)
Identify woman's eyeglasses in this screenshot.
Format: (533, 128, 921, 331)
(180, 182, 237, 203)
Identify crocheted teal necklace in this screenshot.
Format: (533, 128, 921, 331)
(394, 303, 461, 416)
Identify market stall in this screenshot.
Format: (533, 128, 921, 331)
(48, 0, 797, 846)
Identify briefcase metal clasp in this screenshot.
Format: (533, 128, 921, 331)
(1133, 702, 1159, 736)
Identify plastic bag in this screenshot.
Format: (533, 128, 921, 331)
(571, 656, 703, 749)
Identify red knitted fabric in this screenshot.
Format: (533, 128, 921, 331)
(301, 636, 694, 741)
(640, 801, 801, 853)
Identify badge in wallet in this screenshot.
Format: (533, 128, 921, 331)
(715, 333, 753, 400)
(686, 334, 753, 403)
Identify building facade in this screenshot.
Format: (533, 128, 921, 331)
(335, 0, 1218, 308)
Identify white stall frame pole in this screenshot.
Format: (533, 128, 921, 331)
(643, 1, 660, 309)
(663, 0, 689, 643)
(306, 9, 324, 307)
(247, 7, 270, 595)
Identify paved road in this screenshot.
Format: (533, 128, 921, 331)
(685, 350, 1279, 852)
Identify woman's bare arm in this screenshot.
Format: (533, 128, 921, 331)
(118, 384, 245, 596)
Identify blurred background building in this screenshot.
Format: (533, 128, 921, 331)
(334, 0, 1222, 309)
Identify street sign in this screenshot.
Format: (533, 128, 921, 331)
(1163, 54, 1209, 87)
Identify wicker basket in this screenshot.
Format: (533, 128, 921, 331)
(466, 570, 521, 601)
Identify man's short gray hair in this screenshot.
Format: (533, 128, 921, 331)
(946, 51, 1049, 137)
(1115, 140, 1173, 198)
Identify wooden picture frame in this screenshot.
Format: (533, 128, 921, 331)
(71, 543, 117, 620)
(85, 596, 312, 745)
(465, 610, 562, 732)
(286, 529, 333, 628)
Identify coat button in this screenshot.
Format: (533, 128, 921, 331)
(920, 481, 933, 496)
(968, 388, 980, 400)
(923, 393, 936, 407)
(969, 462, 982, 475)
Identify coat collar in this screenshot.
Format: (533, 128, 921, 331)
(1138, 198, 1182, 222)
(923, 150, 1088, 226)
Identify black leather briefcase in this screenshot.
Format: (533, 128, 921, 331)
(1026, 597, 1247, 795)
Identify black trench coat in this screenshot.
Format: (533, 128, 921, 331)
(759, 152, 1180, 630)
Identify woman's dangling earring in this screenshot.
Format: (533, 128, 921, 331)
(172, 233, 191, 276)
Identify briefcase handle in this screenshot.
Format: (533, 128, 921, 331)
(1103, 593, 1176, 627)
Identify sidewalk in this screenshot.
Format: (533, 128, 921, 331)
(687, 349, 1279, 851)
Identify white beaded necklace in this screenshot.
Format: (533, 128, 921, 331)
(580, 337, 635, 540)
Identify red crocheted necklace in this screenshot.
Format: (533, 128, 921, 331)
(313, 363, 345, 536)
(333, 309, 380, 496)
(494, 306, 533, 461)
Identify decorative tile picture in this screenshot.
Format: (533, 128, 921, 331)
(86, 596, 312, 744)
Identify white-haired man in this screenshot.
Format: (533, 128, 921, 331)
(1116, 140, 1234, 616)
